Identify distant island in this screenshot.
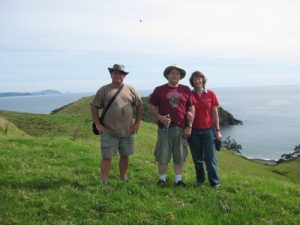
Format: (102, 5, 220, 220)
(0, 90, 62, 97)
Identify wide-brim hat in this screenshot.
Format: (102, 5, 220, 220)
(108, 64, 129, 75)
(163, 65, 186, 79)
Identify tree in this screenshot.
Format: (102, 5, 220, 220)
(278, 143, 300, 163)
(294, 144, 300, 151)
(223, 136, 242, 154)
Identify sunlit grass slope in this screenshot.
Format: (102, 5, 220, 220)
(0, 116, 28, 137)
(0, 110, 92, 139)
(0, 110, 299, 225)
(50, 96, 93, 115)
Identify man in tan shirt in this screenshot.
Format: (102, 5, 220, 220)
(91, 64, 143, 185)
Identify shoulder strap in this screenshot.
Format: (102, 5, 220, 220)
(100, 84, 124, 121)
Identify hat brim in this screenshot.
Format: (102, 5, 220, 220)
(163, 66, 186, 80)
(108, 68, 129, 75)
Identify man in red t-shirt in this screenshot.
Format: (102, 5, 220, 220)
(149, 65, 195, 187)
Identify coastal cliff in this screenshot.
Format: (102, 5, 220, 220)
(218, 106, 243, 126)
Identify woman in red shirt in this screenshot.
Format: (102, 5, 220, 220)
(188, 71, 222, 188)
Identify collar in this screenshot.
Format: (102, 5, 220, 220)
(193, 88, 208, 93)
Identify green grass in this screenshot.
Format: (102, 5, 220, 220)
(0, 110, 92, 140)
(0, 110, 300, 225)
(0, 116, 28, 137)
(50, 96, 93, 115)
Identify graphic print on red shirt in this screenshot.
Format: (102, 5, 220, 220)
(167, 91, 181, 108)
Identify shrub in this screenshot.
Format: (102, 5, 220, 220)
(223, 136, 242, 154)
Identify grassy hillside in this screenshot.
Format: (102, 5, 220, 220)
(50, 96, 241, 125)
(0, 110, 92, 140)
(0, 110, 299, 225)
(0, 116, 28, 137)
(49, 96, 155, 123)
(51, 96, 93, 115)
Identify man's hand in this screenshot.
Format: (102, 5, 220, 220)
(159, 114, 171, 127)
(96, 122, 105, 134)
(130, 122, 140, 134)
(182, 127, 192, 139)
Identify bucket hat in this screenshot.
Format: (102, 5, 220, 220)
(108, 64, 129, 75)
(163, 65, 186, 79)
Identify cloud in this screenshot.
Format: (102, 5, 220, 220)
(1, 0, 300, 58)
(1, 0, 300, 92)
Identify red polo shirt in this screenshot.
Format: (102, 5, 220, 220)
(192, 89, 219, 129)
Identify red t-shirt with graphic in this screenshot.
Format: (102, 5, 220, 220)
(149, 84, 196, 128)
(192, 89, 219, 129)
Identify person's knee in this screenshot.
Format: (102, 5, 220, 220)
(102, 158, 112, 165)
(120, 155, 129, 160)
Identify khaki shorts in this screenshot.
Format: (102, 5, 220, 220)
(154, 126, 188, 164)
(100, 132, 134, 159)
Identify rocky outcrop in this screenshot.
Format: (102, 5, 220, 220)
(218, 106, 243, 126)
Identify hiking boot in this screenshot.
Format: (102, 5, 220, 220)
(157, 179, 167, 187)
(175, 180, 186, 187)
(197, 181, 204, 186)
(212, 184, 220, 189)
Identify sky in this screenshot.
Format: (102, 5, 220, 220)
(0, 0, 300, 93)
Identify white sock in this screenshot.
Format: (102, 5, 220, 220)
(159, 174, 167, 182)
(175, 175, 182, 183)
(120, 176, 128, 181)
(101, 180, 108, 185)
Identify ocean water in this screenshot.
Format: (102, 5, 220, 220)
(0, 92, 93, 114)
(214, 85, 300, 160)
(0, 86, 299, 160)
